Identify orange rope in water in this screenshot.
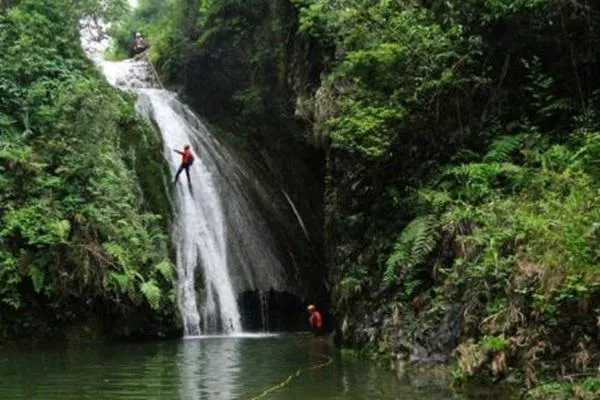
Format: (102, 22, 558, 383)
(246, 354, 334, 400)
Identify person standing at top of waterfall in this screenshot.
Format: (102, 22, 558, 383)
(307, 304, 324, 336)
(173, 144, 195, 186)
(133, 32, 147, 54)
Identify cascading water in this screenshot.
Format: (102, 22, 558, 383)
(80, 21, 295, 336)
(136, 90, 242, 335)
(138, 89, 242, 335)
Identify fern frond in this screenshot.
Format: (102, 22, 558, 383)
(383, 243, 406, 285)
(404, 215, 439, 268)
(108, 271, 132, 293)
(141, 280, 161, 310)
(154, 260, 173, 281)
(484, 135, 524, 163)
(28, 264, 45, 293)
(571, 133, 600, 178)
(103, 242, 127, 266)
(418, 189, 452, 213)
(383, 215, 440, 285)
(540, 97, 574, 115)
(447, 163, 498, 182)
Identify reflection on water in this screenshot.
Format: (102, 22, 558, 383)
(180, 340, 202, 400)
(0, 334, 516, 400)
(179, 338, 240, 400)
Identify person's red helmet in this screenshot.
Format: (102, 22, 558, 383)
(184, 144, 190, 150)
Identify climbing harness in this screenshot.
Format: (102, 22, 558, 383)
(246, 354, 334, 400)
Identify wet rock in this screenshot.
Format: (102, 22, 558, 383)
(409, 341, 448, 363)
(408, 303, 462, 364)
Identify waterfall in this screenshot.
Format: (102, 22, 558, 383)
(136, 90, 242, 335)
(80, 21, 292, 336)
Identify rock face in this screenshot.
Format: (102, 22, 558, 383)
(157, 0, 470, 351)
(335, 298, 462, 366)
(408, 304, 462, 364)
(159, 0, 331, 321)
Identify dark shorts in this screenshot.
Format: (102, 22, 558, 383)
(311, 327, 326, 336)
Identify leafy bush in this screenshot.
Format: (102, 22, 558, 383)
(0, 0, 177, 340)
(384, 128, 600, 383)
(108, 0, 600, 388)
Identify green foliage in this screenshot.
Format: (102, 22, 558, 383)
(526, 377, 600, 400)
(154, 260, 174, 281)
(555, 276, 591, 302)
(393, 129, 600, 381)
(483, 135, 524, 163)
(106, 0, 177, 62)
(140, 280, 162, 310)
(297, 1, 479, 158)
(480, 0, 545, 20)
(338, 276, 362, 305)
(0, 0, 177, 340)
(481, 334, 509, 353)
(112, 0, 600, 386)
(384, 216, 438, 286)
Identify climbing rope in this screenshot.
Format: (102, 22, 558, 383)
(137, 51, 165, 90)
(246, 354, 334, 400)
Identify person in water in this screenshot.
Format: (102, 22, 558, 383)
(133, 32, 147, 54)
(307, 304, 324, 336)
(173, 145, 195, 186)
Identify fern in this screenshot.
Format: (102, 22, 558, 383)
(483, 135, 524, 163)
(154, 260, 173, 281)
(572, 132, 600, 179)
(404, 216, 439, 267)
(141, 280, 161, 310)
(418, 189, 452, 214)
(28, 264, 45, 294)
(539, 97, 573, 115)
(103, 242, 128, 267)
(384, 243, 407, 285)
(108, 271, 132, 293)
(447, 162, 497, 183)
(383, 215, 439, 285)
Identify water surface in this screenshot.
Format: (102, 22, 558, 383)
(0, 334, 513, 400)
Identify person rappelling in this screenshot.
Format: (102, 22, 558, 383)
(173, 144, 195, 187)
(133, 32, 148, 55)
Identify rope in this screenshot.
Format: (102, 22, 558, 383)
(140, 52, 165, 90)
(247, 354, 334, 400)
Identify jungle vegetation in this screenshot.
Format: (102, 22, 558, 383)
(117, 0, 600, 396)
(2, 0, 600, 397)
(0, 0, 178, 341)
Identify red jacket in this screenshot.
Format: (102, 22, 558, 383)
(309, 311, 323, 329)
(176, 149, 194, 165)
